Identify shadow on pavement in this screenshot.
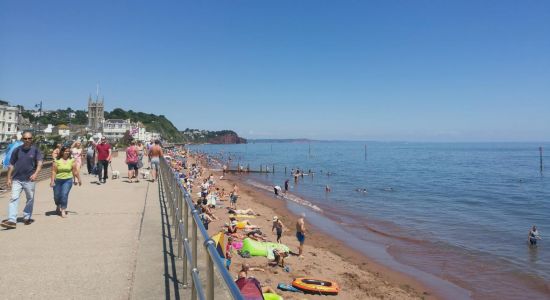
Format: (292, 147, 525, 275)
(159, 180, 181, 300)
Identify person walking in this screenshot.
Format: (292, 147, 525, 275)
(51, 143, 61, 160)
(1, 131, 43, 229)
(148, 140, 163, 182)
(50, 146, 82, 217)
(95, 137, 111, 184)
(136, 140, 145, 177)
(125, 140, 139, 183)
(272, 216, 285, 243)
(85, 140, 96, 175)
(71, 140, 83, 184)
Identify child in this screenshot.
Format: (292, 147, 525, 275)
(230, 192, 238, 209)
(225, 237, 234, 271)
(272, 216, 285, 243)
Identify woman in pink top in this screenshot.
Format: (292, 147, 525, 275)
(71, 140, 83, 184)
(126, 140, 139, 183)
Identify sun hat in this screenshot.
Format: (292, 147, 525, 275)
(273, 216, 278, 221)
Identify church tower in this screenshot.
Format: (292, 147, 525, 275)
(88, 93, 104, 132)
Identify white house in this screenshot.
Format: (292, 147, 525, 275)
(56, 124, 70, 137)
(0, 101, 20, 142)
(103, 119, 131, 141)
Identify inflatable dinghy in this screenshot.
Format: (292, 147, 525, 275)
(292, 278, 339, 295)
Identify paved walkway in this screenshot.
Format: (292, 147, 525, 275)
(0, 153, 181, 299)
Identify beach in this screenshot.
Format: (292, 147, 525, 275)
(189, 154, 432, 300)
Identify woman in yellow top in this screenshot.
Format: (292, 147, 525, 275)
(50, 146, 82, 217)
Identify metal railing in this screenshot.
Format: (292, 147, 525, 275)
(159, 158, 244, 300)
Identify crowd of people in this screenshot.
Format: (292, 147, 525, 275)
(0, 131, 164, 229)
(164, 147, 317, 296)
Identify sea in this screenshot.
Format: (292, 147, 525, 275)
(189, 141, 550, 299)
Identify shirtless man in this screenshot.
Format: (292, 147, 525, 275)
(296, 214, 306, 257)
(148, 140, 163, 182)
(230, 183, 239, 209)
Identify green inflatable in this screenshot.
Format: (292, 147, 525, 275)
(240, 238, 290, 257)
(263, 292, 283, 300)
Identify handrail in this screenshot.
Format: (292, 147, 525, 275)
(159, 157, 244, 300)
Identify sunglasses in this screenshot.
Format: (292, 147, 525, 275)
(22, 138, 33, 140)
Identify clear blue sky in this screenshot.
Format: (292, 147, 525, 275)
(1, 0, 549, 141)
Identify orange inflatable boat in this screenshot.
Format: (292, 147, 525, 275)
(291, 278, 339, 295)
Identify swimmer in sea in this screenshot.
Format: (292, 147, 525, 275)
(528, 225, 542, 246)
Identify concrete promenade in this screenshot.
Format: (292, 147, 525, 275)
(0, 153, 181, 299)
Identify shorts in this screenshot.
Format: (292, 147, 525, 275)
(276, 228, 282, 239)
(530, 238, 537, 246)
(296, 232, 305, 244)
(151, 157, 160, 170)
(230, 195, 238, 203)
(127, 163, 138, 170)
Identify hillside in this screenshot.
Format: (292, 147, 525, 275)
(105, 108, 183, 142)
(181, 129, 247, 144)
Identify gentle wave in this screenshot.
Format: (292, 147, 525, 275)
(244, 179, 323, 212)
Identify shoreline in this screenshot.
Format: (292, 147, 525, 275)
(192, 155, 434, 299)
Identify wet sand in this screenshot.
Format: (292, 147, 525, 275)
(191, 156, 435, 299)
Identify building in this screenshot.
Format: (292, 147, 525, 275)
(55, 124, 70, 137)
(103, 119, 131, 141)
(0, 101, 21, 142)
(87, 95, 104, 133)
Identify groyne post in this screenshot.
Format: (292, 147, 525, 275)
(272, 164, 275, 173)
(285, 167, 287, 174)
(540, 147, 543, 173)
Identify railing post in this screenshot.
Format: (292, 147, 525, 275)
(206, 242, 215, 300)
(182, 192, 189, 288)
(192, 211, 198, 270)
(182, 238, 188, 288)
(177, 188, 183, 259)
(191, 268, 198, 300)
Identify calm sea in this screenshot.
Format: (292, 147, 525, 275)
(190, 141, 550, 299)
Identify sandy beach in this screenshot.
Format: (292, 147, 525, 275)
(186, 154, 434, 300)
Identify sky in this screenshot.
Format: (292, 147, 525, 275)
(1, 0, 549, 142)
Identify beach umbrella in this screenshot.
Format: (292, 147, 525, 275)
(211, 232, 226, 259)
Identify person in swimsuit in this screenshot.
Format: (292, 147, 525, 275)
(528, 225, 541, 246)
(148, 140, 163, 182)
(296, 214, 306, 257)
(272, 216, 285, 243)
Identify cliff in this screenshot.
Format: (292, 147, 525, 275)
(180, 129, 247, 144)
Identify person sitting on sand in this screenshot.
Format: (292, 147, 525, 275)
(528, 225, 542, 246)
(226, 219, 239, 235)
(200, 207, 213, 230)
